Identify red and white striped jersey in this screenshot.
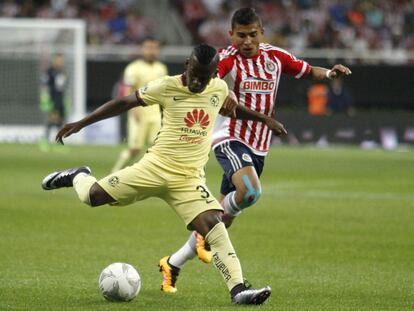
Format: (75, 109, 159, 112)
(212, 43, 310, 156)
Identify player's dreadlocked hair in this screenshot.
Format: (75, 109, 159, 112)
(192, 44, 217, 65)
(231, 7, 262, 29)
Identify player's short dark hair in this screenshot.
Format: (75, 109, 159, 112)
(231, 7, 262, 29)
(192, 44, 217, 65)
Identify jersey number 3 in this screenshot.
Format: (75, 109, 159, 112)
(196, 185, 214, 204)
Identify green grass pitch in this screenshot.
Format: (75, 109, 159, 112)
(0, 143, 413, 310)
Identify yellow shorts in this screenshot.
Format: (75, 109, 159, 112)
(97, 156, 223, 226)
(127, 113, 161, 150)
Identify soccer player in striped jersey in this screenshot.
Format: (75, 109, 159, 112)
(161, 7, 352, 293)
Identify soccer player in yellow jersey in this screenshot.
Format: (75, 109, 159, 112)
(41, 44, 287, 305)
(112, 37, 168, 172)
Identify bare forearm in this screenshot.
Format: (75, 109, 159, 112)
(56, 94, 142, 144)
(309, 64, 352, 80)
(235, 104, 267, 122)
(234, 104, 287, 136)
(79, 94, 140, 127)
(309, 66, 330, 81)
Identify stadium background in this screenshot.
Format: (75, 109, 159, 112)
(0, 1, 413, 310)
(1, 0, 414, 147)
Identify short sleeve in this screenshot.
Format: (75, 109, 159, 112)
(278, 50, 310, 79)
(136, 77, 167, 107)
(218, 47, 236, 79)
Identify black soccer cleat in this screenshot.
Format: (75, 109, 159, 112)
(42, 166, 91, 190)
(231, 284, 271, 305)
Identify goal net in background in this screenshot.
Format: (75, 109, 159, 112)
(0, 18, 86, 143)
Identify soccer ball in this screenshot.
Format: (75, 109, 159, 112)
(98, 262, 141, 302)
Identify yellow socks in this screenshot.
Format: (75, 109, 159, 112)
(205, 222, 243, 291)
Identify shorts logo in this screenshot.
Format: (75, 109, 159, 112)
(108, 176, 119, 187)
(184, 108, 210, 129)
(242, 153, 252, 162)
(210, 95, 219, 107)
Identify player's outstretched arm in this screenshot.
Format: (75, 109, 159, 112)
(56, 94, 143, 144)
(309, 64, 352, 80)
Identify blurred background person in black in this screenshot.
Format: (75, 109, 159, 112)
(327, 77, 355, 116)
(39, 53, 68, 151)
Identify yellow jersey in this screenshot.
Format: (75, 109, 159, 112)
(137, 75, 229, 176)
(124, 59, 168, 121)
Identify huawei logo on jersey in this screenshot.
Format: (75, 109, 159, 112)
(184, 109, 210, 129)
(240, 78, 275, 94)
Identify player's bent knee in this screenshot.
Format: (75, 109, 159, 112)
(189, 210, 222, 236)
(239, 175, 262, 209)
(240, 187, 261, 208)
(88, 183, 114, 207)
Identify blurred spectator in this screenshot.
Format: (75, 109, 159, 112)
(307, 83, 328, 116)
(327, 78, 354, 116)
(199, 13, 229, 47)
(172, 0, 414, 62)
(329, 0, 349, 26)
(125, 10, 154, 44)
(306, 78, 354, 147)
(201, 0, 224, 15)
(180, 0, 207, 42)
(20, 0, 36, 17)
(0, 0, 157, 45)
(1, 0, 414, 59)
(1, 0, 19, 17)
(86, 11, 109, 46)
(364, 2, 383, 29)
(107, 10, 127, 44)
(347, 2, 364, 27)
(352, 28, 369, 63)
